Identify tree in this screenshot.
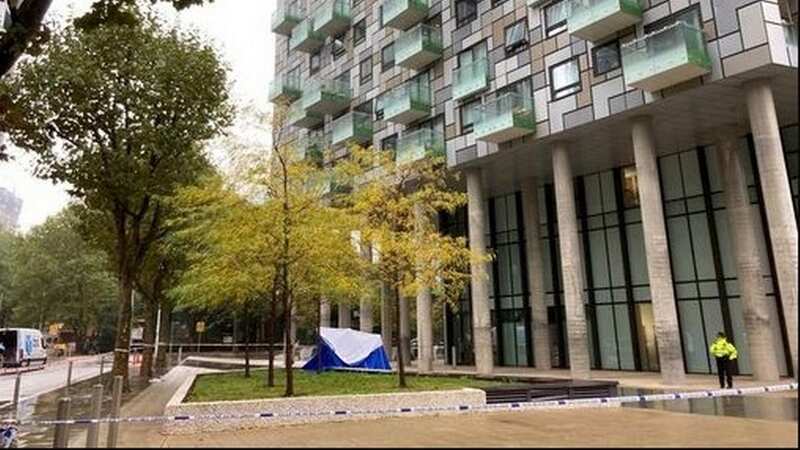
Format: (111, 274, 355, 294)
(0, 12, 232, 387)
(342, 146, 476, 388)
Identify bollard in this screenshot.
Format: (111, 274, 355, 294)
(451, 346, 457, 369)
(177, 346, 182, 366)
(99, 356, 105, 378)
(52, 397, 71, 448)
(84, 384, 103, 448)
(106, 375, 123, 448)
(12, 372, 21, 420)
(66, 361, 73, 395)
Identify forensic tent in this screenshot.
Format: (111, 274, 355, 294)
(302, 327, 391, 372)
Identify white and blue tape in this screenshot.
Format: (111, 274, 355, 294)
(3, 382, 796, 427)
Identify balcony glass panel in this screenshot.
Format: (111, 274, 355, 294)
(621, 21, 711, 92)
(331, 111, 374, 146)
(295, 134, 327, 167)
(568, 0, 642, 42)
(396, 129, 445, 166)
(785, 23, 798, 67)
(272, 2, 304, 36)
(302, 79, 352, 115)
(383, 79, 431, 125)
(313, 0, 351, 37)
(290, 19, 325, 53)
(269, 75, 302, 104)
(287, 100, 323, 129)
(474, 93, 536, 143)
(382, 0, 429, 30)
(396, 24, 443, 70)
(453, 57, 489, 100)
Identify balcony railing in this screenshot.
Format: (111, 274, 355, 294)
(290, 19, 325, 53)
(568, 0, 642, 42)
(395, 129, 445, 166)
(383, 80, 432, 125)
(453, 57, 490, 101)
(785, 22, 798, 67)
(621, 21, 711, 92)
(271, 2, 304, 36)
(396, 24, 443, 70)
(268, 75, 302, 104)
(382, 0, 429, 30)
(474, 93, 536, 143)
(287, 100, 324, 129)
(294, 134, 327, 167)
(331, 111, 374, 146)
(302, 79, 352, 115)
(313, 0, 351, 37)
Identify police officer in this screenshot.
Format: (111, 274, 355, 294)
(709, 331, 738, 389)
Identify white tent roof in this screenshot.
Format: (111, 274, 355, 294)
(319, 327, 384, 365)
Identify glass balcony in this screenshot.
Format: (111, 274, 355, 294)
(395, 129, 445, 166)
(568, 0, 642, 42)
(474, 93, 536, 143)
(382, 0, 429, 30)
(453, 57, 490, 100)
(383, 79, 432, 125)
(290, 19, 325, 53)
(621, 21, 711, 92)
(396, 24, 443, 71)
(268, 75, 302, 104)
(302, 79, 352, 115)
(313, 0, 351, 37)
(294, 134, 327, 167)
(331, 111, 374, 146)
(271, 2, 304, 36)
(287, 100, 323, 129)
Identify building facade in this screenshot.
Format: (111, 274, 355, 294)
(271, 0, 798, 382)
(0, 186, 22, 230)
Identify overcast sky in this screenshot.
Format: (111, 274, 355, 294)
(0, 0, 276, 231)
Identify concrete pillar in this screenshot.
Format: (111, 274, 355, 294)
(465, 168, 494, 375)
(399, 296, 411, 363)
(745, 79, 798, 379)
(552, 143, 591, 380)
(716, 133, 780, 382)
(415, 204, 435, 373)
(631, 116, 686, 385)
(320, 298, 331, 328)
(521, 177, 552, 370)
(338, 303, 352, 329)
(380, 283, 393, 358)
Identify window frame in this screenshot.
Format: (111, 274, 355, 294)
(359, 55, 373, 84)
(504, 20, 529, 57)
(455, 0, 479, 28)
(382, 43, 395, 72)
(549, 57, 582, 100)
(353, 19, 367, 46)
(460, 98, 482, 135)
(591, 40, 622, 77)
(544, 0, 569, 37)
(309, 50, 322, 76)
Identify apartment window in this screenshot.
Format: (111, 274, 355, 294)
(360, 56, 372, 84)
(644, 5, 702, 34)
(460, 99, 481, 134)
(353, 19, 366, 46)
(335, 70, 350, 89)
(458, 41, 487, 67)
(592, 40, 621, 76)
(382, 43, 395, 71)
(356, 101, 373, 115)
(545, 0, 569, 37)
(310, 50, 321, 76)
(375, 94, 385, 121)
(455, 0, 478, 28)
(505, 20, 529, 56)
(497, 78, 532, 99)
(550, 58, 581, 99)
(382, 134, 398, 153)
(332, 32, 347, 60)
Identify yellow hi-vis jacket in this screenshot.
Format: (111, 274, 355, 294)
(710, 337, 738, 360)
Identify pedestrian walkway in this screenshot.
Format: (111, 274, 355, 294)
(0, 354, 110, 403)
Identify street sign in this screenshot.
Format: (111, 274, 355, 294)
(195, 321, 205, 334)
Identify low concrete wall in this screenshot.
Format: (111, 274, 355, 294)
(163, 372, 487, 434)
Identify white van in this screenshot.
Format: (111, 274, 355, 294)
(0, 328, 48, 367)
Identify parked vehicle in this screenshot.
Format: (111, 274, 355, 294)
(0, 328, 48, 368)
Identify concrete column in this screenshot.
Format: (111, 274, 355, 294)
(521, 177, 552, 370)
(399, 296, 411, 363)
(465, 167, 494, 375)
(338, 303, 352, 329)
(716, 133, 780, 382)
(320, 298, 331, 328)
(745, 79, 798, 379)
(415, 204, 435, 373)
(631, 116, 686, 385)
(380, 283, 393, 358)
(552, 144, 591, 380)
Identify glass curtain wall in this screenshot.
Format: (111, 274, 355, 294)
(441, 206, 475, 366)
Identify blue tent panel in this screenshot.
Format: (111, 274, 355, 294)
(302, 341, 391, 372)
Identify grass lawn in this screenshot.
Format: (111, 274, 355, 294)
(186, 369, 505, 403)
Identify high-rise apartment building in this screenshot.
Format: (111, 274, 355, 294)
(0, 186, 22, 230)
(271, 0, 798, 383)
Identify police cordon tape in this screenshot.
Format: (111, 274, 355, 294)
(3, 382, 797, 427)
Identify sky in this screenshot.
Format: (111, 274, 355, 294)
(0, 0, 276, 232)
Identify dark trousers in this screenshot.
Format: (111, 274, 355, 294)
(715, 357, 733, 388)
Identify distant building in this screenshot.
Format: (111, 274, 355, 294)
(0, 186, 22, 230)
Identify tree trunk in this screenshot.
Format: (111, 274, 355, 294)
(112, 271, 133, 391)
(283, 290, 294, 397)
(244, 303, 251, 378)
(266, 295, 277, 387)
(140, 297, 156, 379)
(316, 298, 322, 374)
(394, 286, 407, 389)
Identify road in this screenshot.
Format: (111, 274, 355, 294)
(0, 354, 110, 404)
